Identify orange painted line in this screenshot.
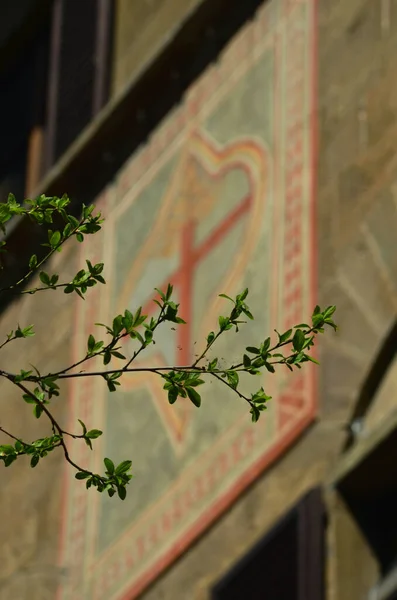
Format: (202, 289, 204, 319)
(118, 413, 314, 600)
(122, 193, 252, 350)
(178, 220, 196, 364)
(193, 193, 251, 263)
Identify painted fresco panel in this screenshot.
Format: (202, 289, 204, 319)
(59, 0, 317, 598)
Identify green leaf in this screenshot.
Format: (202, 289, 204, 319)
(219, 293, 234, 303)
(93, 262, 104, 274)
(112, 315, 124, 336)
(292, 329, 305, 352)
(39, 271, 50, 286)
(75, 471, 90, 480)
(4, 453, 17, 467)
(246, 346, 260, 355)
(185, 376, 205, 387)
(29, 254, 38, 269)
(14, 327, 24, 338)
(242, 308, 254, 320)
(95, 322, 112, 334)
(118, 486, 127, 500)
(218, 316, 233, 331)
(14, 440, 24, 453)
(155, 287, 166, 301)
(0, 444, 15, 455)
(33, 404, 43, 419)
(302, 335, 315, 350)
(87, 334, 95, 353)
(115, 460, 132, 475)
(208, 358, 218, 371)
(324, 305, 336, 317)
(250, 406, 260, 423)
(165, 304, 179, 323)
(226, 371, 239, 389)
(278, 329, 292, 344)
(33, 388, 45, 402)
(324, 318, 337, 331)
(86, 429, 103, 439)
(23, 325, 34, 339)
(186, 387, 201, 408)
(82, 204, 94, 218)
(144, 329, 153, 343)
(218, 316, 229, 330)
(123, 309, 133, 330)
(107, 379, 117, 392)
(305, 354, 320, 365)
(167, 387, 178, 404)
(252, 387, 271, 404)
(23, 393, 36, 404)
(78, 419, 87, 434)
(238, 288, 249, 301)
(312, 314, 324, 329)
(63, 223, 72, 237)
(50, 230, 61, 247)
(131, 330, 144, 344)
(104, 457, 115, 475)
(243, 354, 251, 368)
(76, 232, 84, 243)
(30, 454, 39, 468)
(133, 307, 144, 327)
(207, 331, 215, 344)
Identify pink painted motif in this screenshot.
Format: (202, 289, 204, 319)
(58, 1, 317, 598)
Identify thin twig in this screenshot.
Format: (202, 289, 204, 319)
(0, 335, 15, 351)
(10, 379, 89, 473)
(0, 426, 62, 455)
(0, 218, 84, 294)
(230, 327, 316, 370)
(123, 305, 166, 371)
(210, 371, 252, 406)
(21, 283, 69, 294)
(0, 426, 24, 444)
(191, 329, 223, 368)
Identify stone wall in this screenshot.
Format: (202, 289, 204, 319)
(317, 0, 397, 432)
(0, 241, 80, 599)
(1, 0, 397, 599)
(139, 0, 397, 598)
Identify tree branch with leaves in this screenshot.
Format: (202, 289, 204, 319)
(0, 193, 337, 500)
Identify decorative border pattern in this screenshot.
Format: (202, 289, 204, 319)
(57, 0, 317, 598)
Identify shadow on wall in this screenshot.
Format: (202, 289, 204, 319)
(345, 319, 397, 448)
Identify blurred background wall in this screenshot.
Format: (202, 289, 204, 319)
(0, 1, 397, 599)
